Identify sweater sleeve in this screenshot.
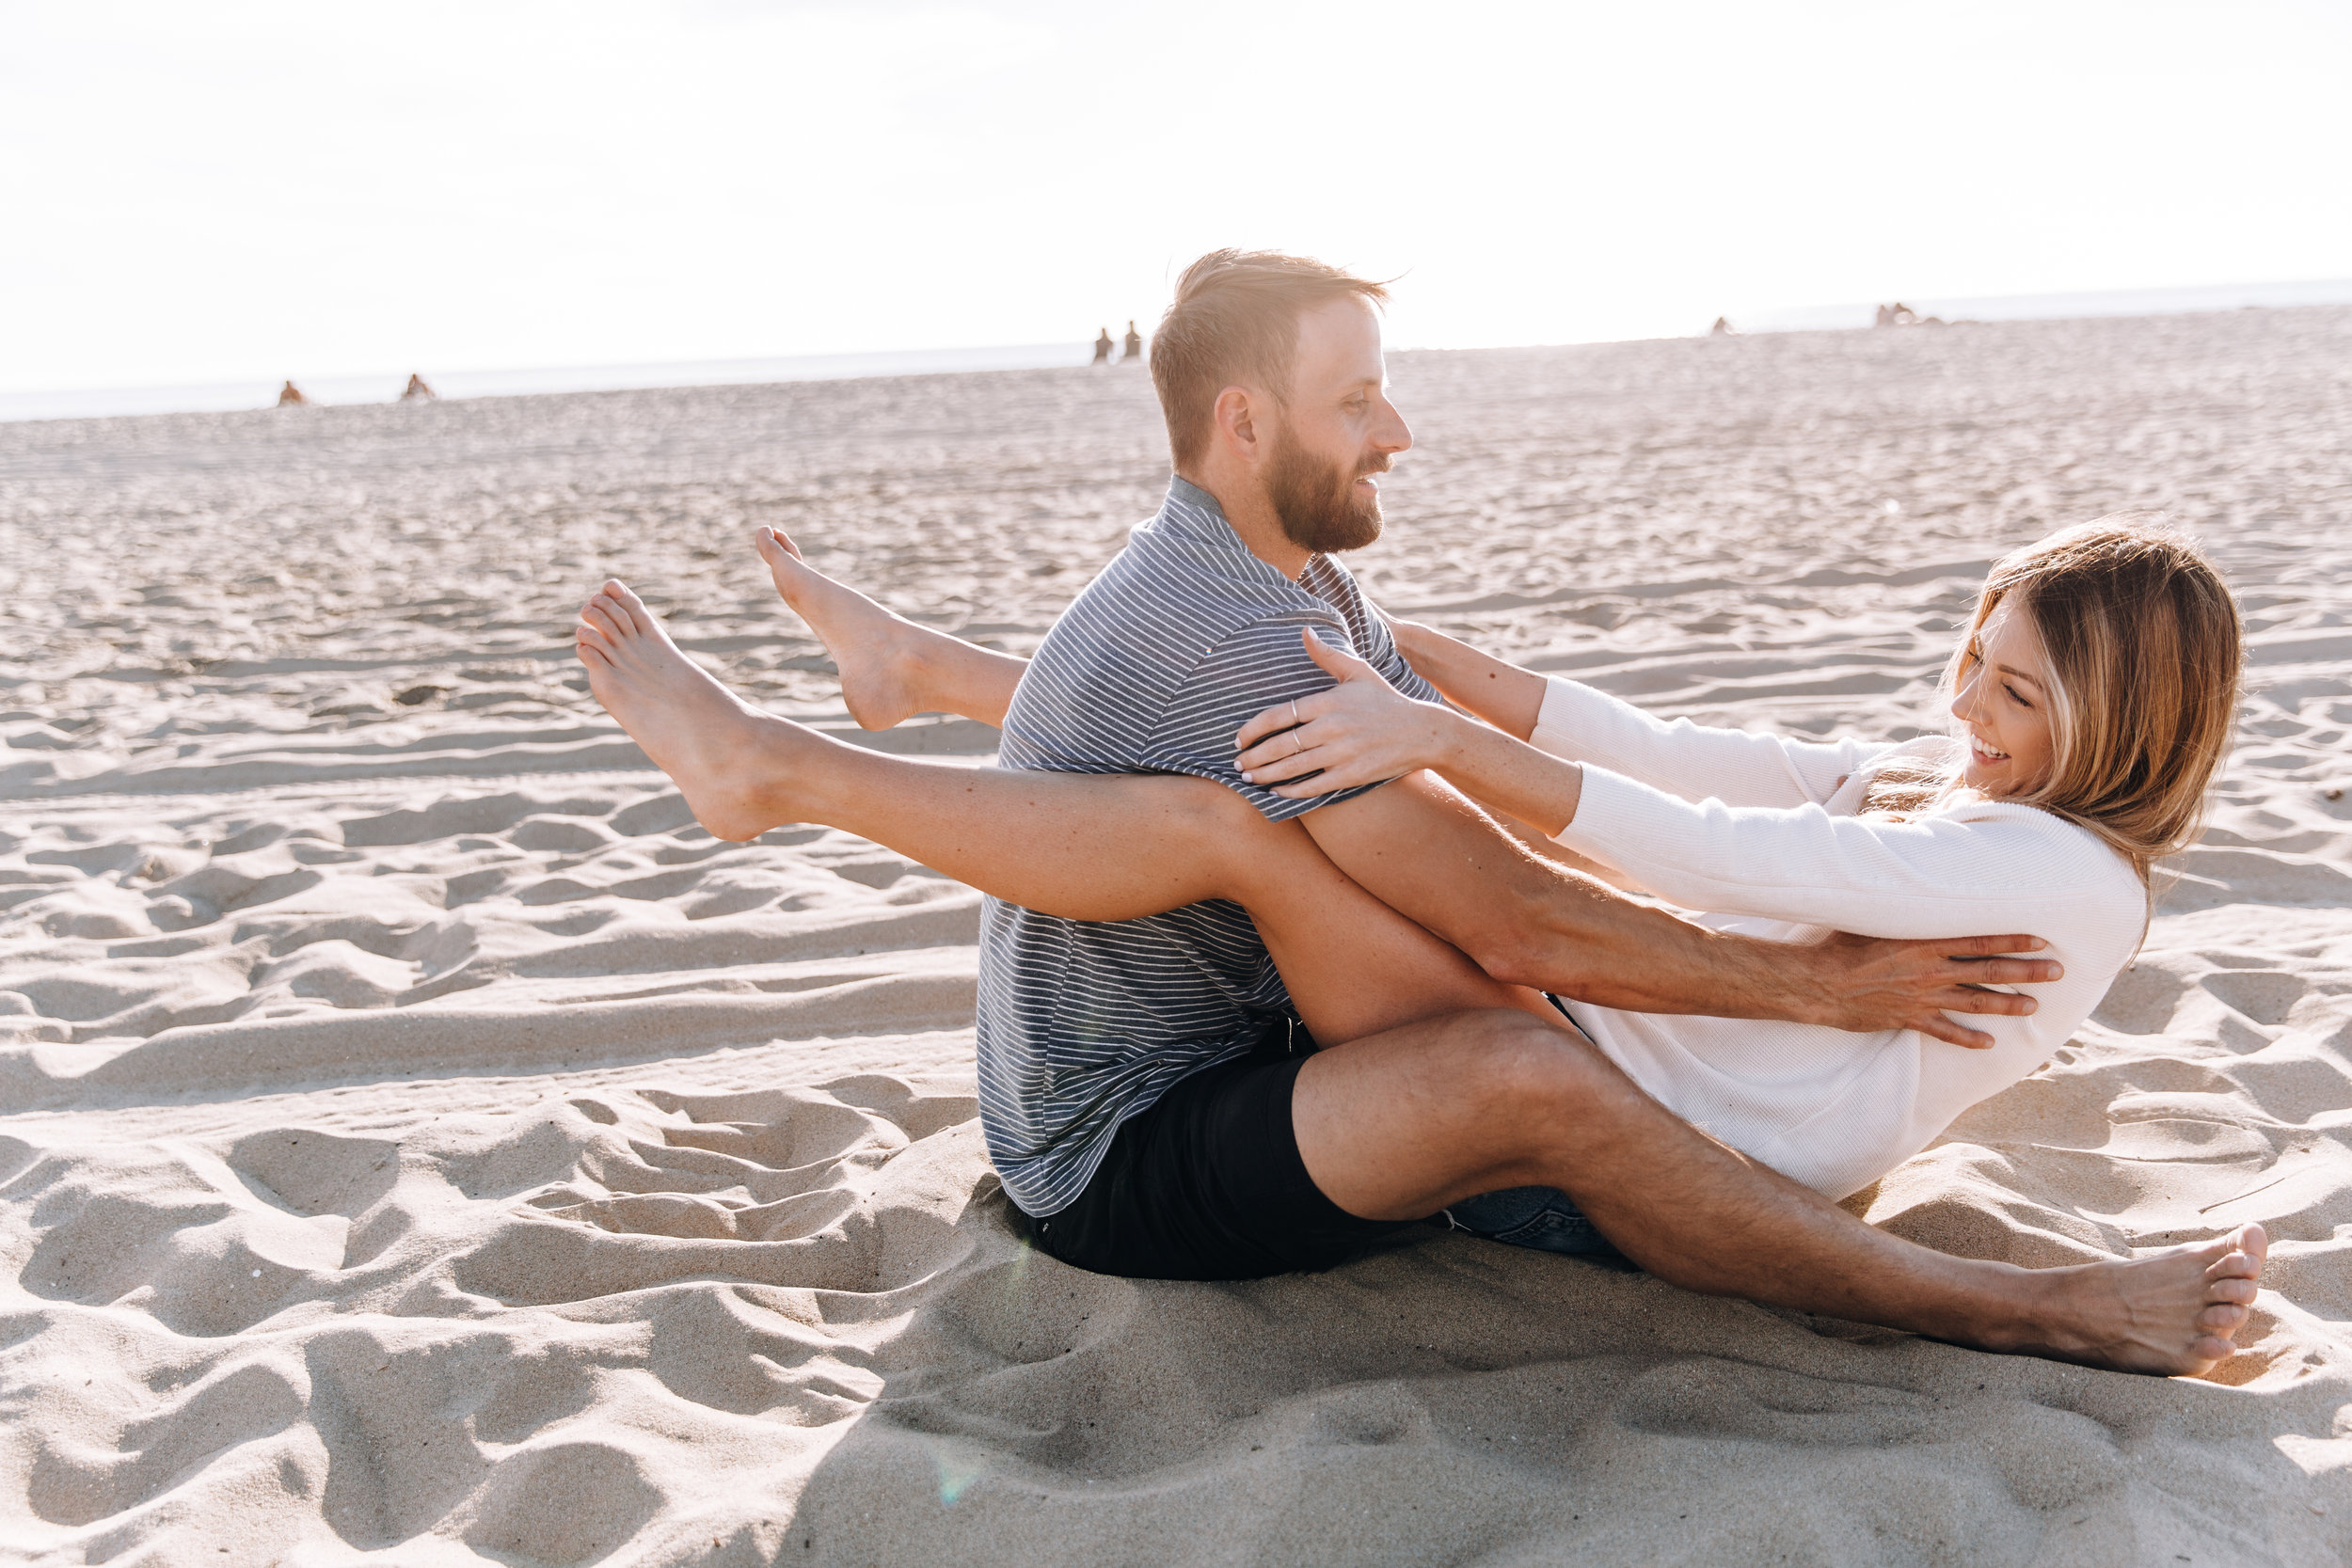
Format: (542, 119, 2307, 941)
(1529, 675, 1893, 809)
(1554, 764, 2140, 941)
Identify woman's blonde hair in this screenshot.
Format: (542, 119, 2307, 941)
(1867, 513, 2243, 886)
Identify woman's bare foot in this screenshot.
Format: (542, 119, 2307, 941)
(753, 526, 943, 730)
(2009, 1224, 2268, 1376)
(574, 580, 822, 842)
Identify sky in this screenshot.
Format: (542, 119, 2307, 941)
(4, 0, 2348, 393)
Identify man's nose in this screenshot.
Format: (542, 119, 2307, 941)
(1375, 396, 1412, 454)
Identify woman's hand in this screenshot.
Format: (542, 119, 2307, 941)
(1234, 630, 1460, 796)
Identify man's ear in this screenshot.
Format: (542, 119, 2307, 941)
(1212, 385, 1262, 465)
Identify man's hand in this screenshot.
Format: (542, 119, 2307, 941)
(1798, 931, 2063, 1050)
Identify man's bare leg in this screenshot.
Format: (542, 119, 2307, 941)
(577, 579, 2267, 1376)
(1288, 1014, 2265, 1375)
(755, 526, 1025, 730)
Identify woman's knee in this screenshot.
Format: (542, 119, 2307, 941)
(1170, 784, 1320, 897)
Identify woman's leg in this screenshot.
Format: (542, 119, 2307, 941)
(755, 527, 1027, 730)
(576, 580, 1557, 1046)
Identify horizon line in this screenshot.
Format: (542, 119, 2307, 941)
(7, 276, 2349, 427)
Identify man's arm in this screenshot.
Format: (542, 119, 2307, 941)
(1297, 770, 2059, 1050)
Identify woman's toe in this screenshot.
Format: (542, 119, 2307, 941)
(609, 582, 655, 627)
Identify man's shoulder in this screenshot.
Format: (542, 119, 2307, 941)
(1043, 527, 1304, 661)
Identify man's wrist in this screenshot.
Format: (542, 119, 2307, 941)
(1777, 941, 1843, 1026)
(1703, 930, 1836, 1025)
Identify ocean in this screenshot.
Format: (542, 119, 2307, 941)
(7, 277, 2348, 424)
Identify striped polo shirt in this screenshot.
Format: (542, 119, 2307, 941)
(978, 476, 1439, 1216)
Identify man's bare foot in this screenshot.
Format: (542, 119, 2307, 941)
(753, 526, 939, 730)
(574, 580, 818, 842)
(2009, 1224, 2268, 1376)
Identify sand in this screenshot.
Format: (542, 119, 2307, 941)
(5, 307, 2351, 1564)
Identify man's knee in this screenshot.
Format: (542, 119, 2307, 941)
(1437, 1007, 1614, 1122)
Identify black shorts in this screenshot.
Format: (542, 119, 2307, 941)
(1013, 1021, 1417, 1281)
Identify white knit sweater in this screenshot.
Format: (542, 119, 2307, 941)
(1531, 676, 2147, 1200)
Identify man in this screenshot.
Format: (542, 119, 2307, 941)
(574, 250, 2264, 1373)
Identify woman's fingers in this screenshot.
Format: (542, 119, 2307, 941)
(1236, 691, 1322, 752)
(1232, 709, 1283, 753)
(1236, 629, 1441, 790)
(1232, 631, 1374, 752)
(1239, 726, 1388, 793)
(1238, 733, 1325, 784)
(1300, 626, 1377, 680)
(1268, 747, 1375, 795)
(1267, 749, 1386, 797)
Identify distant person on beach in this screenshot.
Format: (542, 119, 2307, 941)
(401, 372, 437, 401)
(1123, 321, 1144, 360)
(576, 249, 2265, 1377)
(1709, 316, 1736, 336)
(1093, 327, 1115, 364)
(277, 380, 307, 407)
(1877, 302, 1947, 328)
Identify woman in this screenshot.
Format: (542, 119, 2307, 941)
(1223, 515, 2241, 1243)
(571, 513, 2251, 1339)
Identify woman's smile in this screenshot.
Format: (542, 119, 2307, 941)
(1949, 604, 2055, 795)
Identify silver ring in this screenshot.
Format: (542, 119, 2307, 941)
(1290, 699, 1301, 728)
(1289, 732, 1303, 759)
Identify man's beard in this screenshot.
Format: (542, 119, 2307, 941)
(1266, 424, 1385, 554)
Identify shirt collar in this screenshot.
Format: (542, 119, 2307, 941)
(1155, 474, 1237, 544)
(1152, 474, 1326, 586)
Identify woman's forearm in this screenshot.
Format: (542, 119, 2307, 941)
(1429, 709, 1586, 838)
(1388, 617, 1548, 739)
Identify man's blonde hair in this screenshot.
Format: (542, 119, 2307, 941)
(1869, 514, 2244, 889)
(1149, 249, 1390, 469)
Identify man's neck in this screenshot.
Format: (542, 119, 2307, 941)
(1176, 467, 1312, 580)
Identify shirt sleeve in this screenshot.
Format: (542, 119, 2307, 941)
(1557, 764, 2141, 941)
(1530, 675, 1894, 809)
(1145, 611, 1436, 822)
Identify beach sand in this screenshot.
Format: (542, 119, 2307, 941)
(5, 307, 2350, 1564)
